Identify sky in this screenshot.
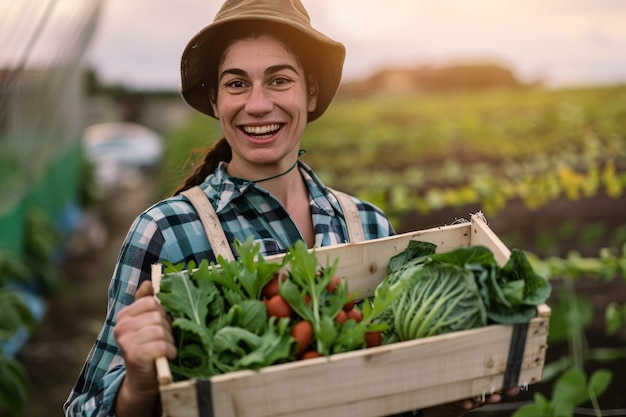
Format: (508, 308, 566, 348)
(4, 0, 626, 90)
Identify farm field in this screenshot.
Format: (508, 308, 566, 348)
(158, 84, 626, 415)
(161, 85, 626, 257)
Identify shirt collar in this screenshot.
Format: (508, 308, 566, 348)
(200, 161, 339, 216)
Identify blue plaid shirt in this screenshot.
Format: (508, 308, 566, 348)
(64, 161, 394, 416)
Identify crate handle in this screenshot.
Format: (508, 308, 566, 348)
(151, 263, 173, 385)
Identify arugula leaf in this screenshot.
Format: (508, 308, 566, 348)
(332, 319, 366, 353)
(217, 238, 285, 300)
(282, 241, 349, 355)
(157, 271, 214, 326)
(170, 334, 212, 378)
(226, 299, 268, 334)
(234, 317, 294, 370)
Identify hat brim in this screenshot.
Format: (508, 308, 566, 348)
(180, 17, 345, 122)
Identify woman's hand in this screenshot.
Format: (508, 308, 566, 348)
(423, 386, 521, 417)
(113, 280, 177, 417)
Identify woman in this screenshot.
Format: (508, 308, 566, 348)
(64, 1, 517, 416)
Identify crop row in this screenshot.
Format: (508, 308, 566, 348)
(160, 86, 626, 220)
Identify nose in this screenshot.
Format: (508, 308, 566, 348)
(245, 85, 273, 115)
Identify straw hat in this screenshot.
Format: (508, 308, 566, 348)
(180, 0, 346, 122)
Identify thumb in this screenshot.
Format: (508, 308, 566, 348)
(135, 280, 155, 300)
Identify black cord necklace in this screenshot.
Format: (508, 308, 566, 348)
(232, 149, 307, 184)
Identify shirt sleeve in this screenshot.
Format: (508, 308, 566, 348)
(63, 210, 166, 417)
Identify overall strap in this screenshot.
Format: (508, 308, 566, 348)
(181, 186, 235, 261)
(328, 188, 365, 243)
(181, 186, 365, 261)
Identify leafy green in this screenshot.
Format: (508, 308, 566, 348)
(481, 249, 552, 323)
(387, 240, 437, 275)
(212, 239, 284, 300)
(281, 240, 360, 355)
(375, 241, 552, 341)
(158, 238, 293, 380)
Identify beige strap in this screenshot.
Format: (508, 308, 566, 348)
(329, 188, 365, 243)
(181, 186, 235, 261)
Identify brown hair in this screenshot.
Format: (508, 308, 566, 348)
(171, 22, 317, 196)
(170, 137, 232, 196)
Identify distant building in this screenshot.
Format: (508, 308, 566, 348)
(338, 63, 534, 98)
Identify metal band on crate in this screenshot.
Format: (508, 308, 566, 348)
(502, 322, 529, 389)
(196, 379, 214, 417)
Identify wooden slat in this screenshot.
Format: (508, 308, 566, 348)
(160, 380, 200, 417)
(265, 221, 472, 299)
(200, 314, 549, 417)
(469, 213, 511, 265)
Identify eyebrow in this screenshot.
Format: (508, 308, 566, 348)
(219, 64, 300, 81)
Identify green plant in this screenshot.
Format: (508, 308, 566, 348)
(519, 246, 626, 416)
(23, 207, 64, 295)
(512, 367, 611, 417)
(0, 350, 30, 416)
(0, 245, 33, 416)
(0, 206, 64, 415)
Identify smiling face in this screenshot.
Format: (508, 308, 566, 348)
(210, 34, 318, 179)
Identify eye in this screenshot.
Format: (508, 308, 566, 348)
(225, 79, 248, 89)
(270, 77, 292, 88)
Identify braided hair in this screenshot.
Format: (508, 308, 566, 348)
(170, 137, 232, 196)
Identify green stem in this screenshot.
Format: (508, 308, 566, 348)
(563, 278, 585, 369)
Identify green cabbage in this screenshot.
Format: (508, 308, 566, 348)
(392, 262, 486, 340)
(378, 241, 551, 341)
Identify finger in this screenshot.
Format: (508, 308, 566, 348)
(122, 296, 165, 318)
(128, 321, 175, 346)
(461, 398, 478, 410)
(135, 280, 154, 300)
(485, 392, 502, 404)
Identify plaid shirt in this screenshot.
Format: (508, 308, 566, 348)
(64, 161, 394, 416)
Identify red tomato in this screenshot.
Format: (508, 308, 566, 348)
(266, 295, 292, 318)
(365, 331, 383, 347)
(342, 294, 355, 311)
(291, 320, 313, 356)
(300, 350, 322, 360)
(334, 309, 348, 324)
(262, 272, 286, 299)
(326, 276, 341, 292)
(346, 307, 363, 323)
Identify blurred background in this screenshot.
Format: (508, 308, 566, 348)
(1, 1, 625, 416)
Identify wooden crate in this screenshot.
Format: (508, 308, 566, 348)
(157, 214, 550, 417)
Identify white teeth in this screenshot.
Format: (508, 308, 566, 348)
(242, 124, 280, 135)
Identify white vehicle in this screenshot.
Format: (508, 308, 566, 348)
(82, 122, 164, 196)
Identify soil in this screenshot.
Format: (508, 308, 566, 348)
(16, 177, 626, 417)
